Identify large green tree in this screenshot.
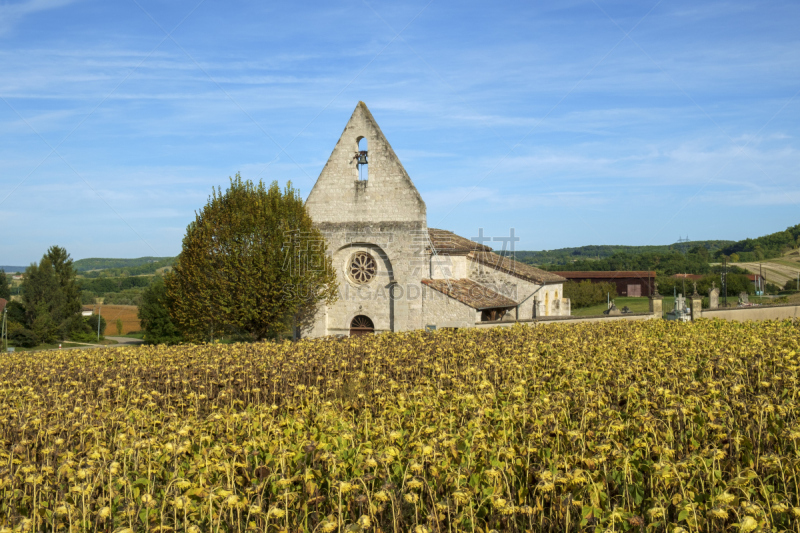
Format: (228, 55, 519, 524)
(138, 276, 182, 344)
(165, 175, 337, 341)
(0, 270, 10, 300)
(21, 246, 84, 343)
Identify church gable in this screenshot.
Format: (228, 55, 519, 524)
(306, 102, 426, 226)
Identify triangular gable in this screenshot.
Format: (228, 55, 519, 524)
(306, 102, 426, 226)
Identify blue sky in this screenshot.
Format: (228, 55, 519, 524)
(1, 0, 799, 265)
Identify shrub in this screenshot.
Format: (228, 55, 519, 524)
(85, 314, 106, 340)
(563, 280, 617, 308)
(657, 274, 753, 298)
(766, 282, 781, 294)
(9, 326, 37, 347)
(61, 313, 91, 340)
(70, 330, 99, 343)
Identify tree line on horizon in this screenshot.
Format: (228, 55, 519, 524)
(506, 223, 800, 275)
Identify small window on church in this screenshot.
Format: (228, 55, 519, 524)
(357, 137, 368, 181)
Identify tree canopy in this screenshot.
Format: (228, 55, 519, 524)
(138, 276, 182, 345)
(20, 246, 84, 343)
(0, 270, 9, 301)
(165, 175, 337, 341)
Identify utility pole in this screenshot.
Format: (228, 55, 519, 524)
(722, 256, 728, 307)
(95, 297, 104, 342)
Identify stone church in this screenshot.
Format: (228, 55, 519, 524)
(304, 102, 569, 337)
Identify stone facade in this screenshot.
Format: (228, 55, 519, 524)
(304, 102, 569, 337)
(421, 286, 480, 329)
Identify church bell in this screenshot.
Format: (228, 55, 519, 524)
(357, 151, 368, 165)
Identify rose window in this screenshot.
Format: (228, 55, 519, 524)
(348, 252, 377, 284)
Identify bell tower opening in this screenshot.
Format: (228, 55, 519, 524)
(357, 137, 368, 181)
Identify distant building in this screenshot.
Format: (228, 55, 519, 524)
(746, 274, 764, 292)
(672, 273, 703, 281)
(551, 271, 656, 297)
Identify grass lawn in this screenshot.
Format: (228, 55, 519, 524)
(570, 294, 792, 317)
(6, 338, 119, 352)
(7, 342, 93, 352)
(571, 297, 652, 316)
(119, 331, 145, 339)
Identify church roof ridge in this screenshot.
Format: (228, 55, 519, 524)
(427, 228, 492, 255)
(469, 251, 567, 285)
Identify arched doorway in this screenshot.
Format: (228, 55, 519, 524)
(350, 315, 374, 336)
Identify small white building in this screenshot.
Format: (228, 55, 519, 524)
(303, 102, 569, 337)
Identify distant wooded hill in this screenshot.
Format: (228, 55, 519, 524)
(718, 223, 800, 262)
(501, 240, 733, 266)
(73, 256, 174, 272)
(503, 223, 799, 276)
(0, 266, 27, 273)
(73, 257, 175, 278)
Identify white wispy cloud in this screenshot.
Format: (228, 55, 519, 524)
(0, 0, 78, 35)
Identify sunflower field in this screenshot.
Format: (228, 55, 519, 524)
(1, 319, 799, 533)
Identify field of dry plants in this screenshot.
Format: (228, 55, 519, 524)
(82, 305, 141, 336)
(1, 319, 799, 533)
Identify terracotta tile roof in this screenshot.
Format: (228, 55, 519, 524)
(422, 278, 517, 310)
(0, 298, 6, 315)
(552, 271, 656, 279)
(427, 228, 492, 255)
(469, 252, 567, 284)
(672, 273, 703, 280)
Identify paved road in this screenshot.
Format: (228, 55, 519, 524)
(105, 336, 145, 346)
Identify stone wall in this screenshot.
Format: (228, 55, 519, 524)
(421, 285, 479, 329)
(473, 312, 658, 329)
(699, 304, 800, 322)
(430, 254, 468, 279)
